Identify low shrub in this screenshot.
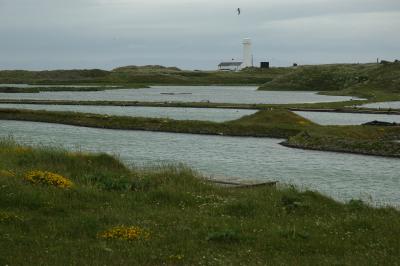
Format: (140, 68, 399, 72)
(206, 229, 241, 243)
(24, 170, 74, 188)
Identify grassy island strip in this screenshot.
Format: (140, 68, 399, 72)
(0, 108, 308, 138)
(0, 139, 399, 265)
(0, 108, 400, 158)
(3, 99, 400, 114)
(0, 98, 369, 110)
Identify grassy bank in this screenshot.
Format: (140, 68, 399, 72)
(281, 119, 400, 158)
(0, 108, 399, 158)
(0, 140, 399, 265)
(283, 131, 400, 158)
(259, 62, 400, 102)
(0, 66, 289, 86)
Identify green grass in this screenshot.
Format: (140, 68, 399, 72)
(0, 66, 290, 86)
(283, 130, 400, 157)
(0, 69, 110, 84)
(108, 65, 290, 85)
(260, 64, 375, 91)
(259, 62, 400, 103)
(0, 139, 399, 265)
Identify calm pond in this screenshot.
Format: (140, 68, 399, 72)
(0, 104, 256, 122)
(1, 120, 399, 207)
(0, 85, 357, 104)
(294, 111, 400, 125)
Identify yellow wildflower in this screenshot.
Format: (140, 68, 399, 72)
(98, 226, 150, 241)
(24, 170, 73, 188)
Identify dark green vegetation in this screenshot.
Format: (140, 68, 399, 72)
(1, 140, 399, 265)
(0, 108, 399, 158)
(0, 69, 110, 85)
(260, 62, 400, 102)
(283, 127, 400, 157)
(0, 65, 289, 86)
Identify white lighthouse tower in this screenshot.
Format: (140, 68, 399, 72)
(242, 38, 253, 68)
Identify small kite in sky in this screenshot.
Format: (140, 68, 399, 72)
(237, 8, 241, 15)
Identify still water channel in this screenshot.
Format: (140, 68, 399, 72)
(294, 111, 400, 125)
(0, 104, 255, 122)
(0, 86, 357, 104)
(361, 102, 400, 109)
(1, 120, 399, 207)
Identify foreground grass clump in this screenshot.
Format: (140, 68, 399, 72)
(0, 211, 23, 223)
(24, 170, 74, 188)
(0, 169, 15, 178)
(0, 139, 400, 265)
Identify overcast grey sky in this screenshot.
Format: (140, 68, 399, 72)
(0, 0, 399, 70)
